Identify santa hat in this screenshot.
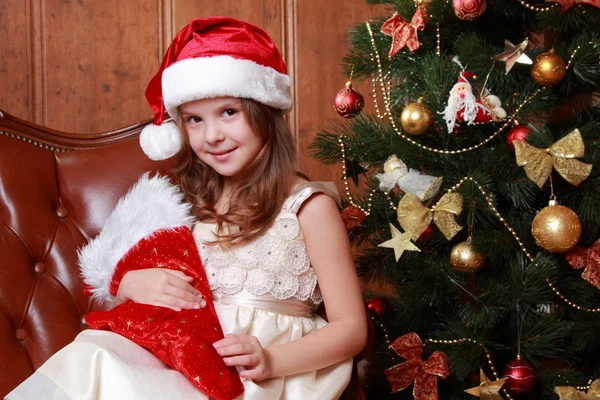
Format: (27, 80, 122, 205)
(78, 174, 245, 399)
(140, 16, 292, 161)
(456, 71, 475, 85)
(78, 173, 195, 303)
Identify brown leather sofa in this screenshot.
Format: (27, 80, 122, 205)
(0, 109, 369, 399)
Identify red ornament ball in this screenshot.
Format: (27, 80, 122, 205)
(367, 297, 391, 317)
(417, 226, 435, 242)
(334, 82, 364, 118)
(340, 206, 367, 231)
(506, 124, 530, 152)
(502, 358, 536, 395)
(453, 0, 487, 21)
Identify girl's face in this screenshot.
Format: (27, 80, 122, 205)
(180, 97, 263, 186)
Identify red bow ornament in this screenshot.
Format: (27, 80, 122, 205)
(564, 239, 600, 289)
(546, 0, 599, 14)
(384, 332, 450, 400)
(380, 7, 429, 57)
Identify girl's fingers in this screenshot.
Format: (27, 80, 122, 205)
(239, 368, 264, 380)
(223, 354, 259, 367)
(164, 269, 194, 281)
(215, 343, 255, 357)
(157, 294, 204, 310)
(164, 285, 204, 305)
(165, 272, 203, 297)
(213, 333, 242, 348)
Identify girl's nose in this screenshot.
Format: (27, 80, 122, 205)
(205, 124, 225, 144)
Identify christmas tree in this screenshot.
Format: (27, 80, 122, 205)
(310, 0, 600, 399)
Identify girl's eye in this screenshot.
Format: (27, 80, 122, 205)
(186, 116, 202, 124)
(223, 109, 237, 117)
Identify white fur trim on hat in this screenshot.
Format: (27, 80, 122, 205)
(162, 55, 292, 119)
(140, 121, 182, 161)
(78, 173, 195, 303)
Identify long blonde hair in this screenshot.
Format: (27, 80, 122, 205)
(173, 99, 298, 246)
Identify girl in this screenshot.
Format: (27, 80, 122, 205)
(7, 16, 367, 400)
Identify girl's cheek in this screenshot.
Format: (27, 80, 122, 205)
(187, 132, 203, 150)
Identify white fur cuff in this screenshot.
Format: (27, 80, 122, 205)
(78, 173, 195, 303)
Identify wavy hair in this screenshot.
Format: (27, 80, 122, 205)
(173, 99, 298, 247)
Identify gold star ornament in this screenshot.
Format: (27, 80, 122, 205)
(493, 38, 532, 73)
(378, 224, 420, 261)
(555, 378, 600, 399)
(464, 369, 508, 400)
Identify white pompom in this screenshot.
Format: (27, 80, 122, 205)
(485, 94, 502, 107)
(494, 107, 507, 119)
(139, 121, 182, 161)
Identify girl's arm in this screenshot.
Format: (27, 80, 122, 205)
(215, 193, 368, 380)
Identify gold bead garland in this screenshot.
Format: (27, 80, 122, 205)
(547, 279, 600, 312)
(450, 177, 535, 261)
(339, 136, 376, 216)
(436, 23, 441, 56)
(517, 0, 556, 12)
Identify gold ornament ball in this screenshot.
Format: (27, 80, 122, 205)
(531, 48, 566, 87)
(450, 241, 485, 273)
(400, 101, 433, 135)
(532, 205, 581, 253)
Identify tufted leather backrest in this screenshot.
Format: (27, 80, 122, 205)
(0, 110, 171, 397)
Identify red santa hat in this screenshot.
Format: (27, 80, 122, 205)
(456, 71, 475, 85)
(139, 16, 292, 161)
(78, 173, 195, 303)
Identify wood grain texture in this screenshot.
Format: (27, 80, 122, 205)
(0, 0, 30, 122)
(295, 1, 388, 184)
(172, 0, 283, 48)
(42, 0, 159, 133)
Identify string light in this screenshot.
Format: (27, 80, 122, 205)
(517, 0, 556, 12)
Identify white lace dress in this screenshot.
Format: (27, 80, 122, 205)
(7, 182, 353, 400)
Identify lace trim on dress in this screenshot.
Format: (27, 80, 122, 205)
(193, 182, 338, 305)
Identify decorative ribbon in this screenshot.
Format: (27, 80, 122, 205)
(397, 192, 463, 241)
(555, 378, 600, 399)
(546, 0, 599, 14)
(514, 129, 592, 188)
(384, 332, 450, 399)
(380, 7, 428, 57)
(564, 239, 600, 290)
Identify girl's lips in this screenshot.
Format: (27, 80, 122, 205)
(211, 148, 236, 161)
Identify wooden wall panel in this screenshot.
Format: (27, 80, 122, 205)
(41, 0, 159, 133)
(171, 0, 283, 50)
(0, 0, 30, 122)
(0, 0, 389, 183)
(295, 1, 388, 183)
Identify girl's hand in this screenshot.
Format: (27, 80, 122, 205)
(116, 268, 206, 311)
(213, 334, 272, 381)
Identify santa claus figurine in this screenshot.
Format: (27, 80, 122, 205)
(441, 70, 507, 134)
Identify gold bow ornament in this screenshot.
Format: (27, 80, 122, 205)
(397, 192, 463, 241)
(514, 129, 592, 188)
(555, 378, 600, 399)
